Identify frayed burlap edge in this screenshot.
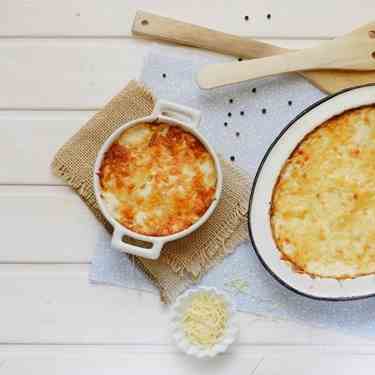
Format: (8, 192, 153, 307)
(157, 217, 249, 304)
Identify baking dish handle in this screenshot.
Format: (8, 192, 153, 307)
(152, 100, 201, 129)
(111, 227, 164, 260)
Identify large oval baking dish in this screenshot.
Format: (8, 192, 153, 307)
(249, 84, 375, 300)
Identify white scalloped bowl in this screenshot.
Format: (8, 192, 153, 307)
(171, 287, 238, 358)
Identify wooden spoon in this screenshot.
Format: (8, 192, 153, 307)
(132, 11, 375, 93)
(197, 23, 375, 89)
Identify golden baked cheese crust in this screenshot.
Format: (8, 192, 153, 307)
(99, 123, 217, 236)
(271, 105, 375, 279)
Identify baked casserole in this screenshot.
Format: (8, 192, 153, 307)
(98, 122, 217, 236)
(271, 105, 375, 279)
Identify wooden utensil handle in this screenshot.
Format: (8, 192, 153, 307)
(132, 10, 286, 58)
(196, 38, 372, 89)
(197, 51, 321, 88)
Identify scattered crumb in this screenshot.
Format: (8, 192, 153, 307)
(224, 278, 249, 294)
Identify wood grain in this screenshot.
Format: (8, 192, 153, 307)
(0, 346, 262, 374)
(0, 39, 320, 109)
(197, 27, 375, 88)
(0, 263, 372, 347)
(0, 186, 101, 262)
(1, 0, 374, 37)
(1, 347, 375, 375)
(0, 39, 143, 109)
(132, 11, 286, 58)
(0, 111, 93, 184)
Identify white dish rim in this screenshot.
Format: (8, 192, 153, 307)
(248, 83, 375, 301)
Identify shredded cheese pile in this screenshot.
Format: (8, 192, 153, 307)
(182, 292, 228, 348)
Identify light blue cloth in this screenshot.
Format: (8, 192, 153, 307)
(90, 46, 375, 338)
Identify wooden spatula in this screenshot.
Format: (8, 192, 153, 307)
(197, 23, 375, 89)
(132, 11, 375, 93)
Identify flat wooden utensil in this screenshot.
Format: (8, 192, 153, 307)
(132, 11, 375, 93)
(197, 22, 375, 89)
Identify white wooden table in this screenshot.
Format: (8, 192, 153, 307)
(2, 1, 375, 373)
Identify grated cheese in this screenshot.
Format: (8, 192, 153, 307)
(224, 278, 249, 295)
(100, 123, 217, 236)
(182, 292, 228, 348)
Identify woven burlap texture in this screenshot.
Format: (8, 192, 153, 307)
(52, 80, 251, 303)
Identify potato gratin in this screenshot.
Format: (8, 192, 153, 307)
(271, 105, 375, 279)
(99, 123, 217, 236)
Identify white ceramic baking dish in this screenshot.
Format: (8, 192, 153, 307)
(249, 84, 375, 301)
(94, 100, 223, 260)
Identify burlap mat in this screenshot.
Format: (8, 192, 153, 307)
(52, 80, 251, 303)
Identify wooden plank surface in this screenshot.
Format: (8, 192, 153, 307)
(0, 346, 375, 375)
(0, 264, 168, 344)
(0, 264, 373, 347)
(0, 111, 93, 184)
(0, 346, 262, 375)
(2, 0, 375, 372)
(0, 187, 101, 262)
(257, 356, 375, 375)
(1, 0, 374, 38)
(0, 39, 321, 109)
(0, 39, 143, 109)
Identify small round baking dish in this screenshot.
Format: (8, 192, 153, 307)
(249, 84, 375, 301)
(94, 100, 223, 260)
